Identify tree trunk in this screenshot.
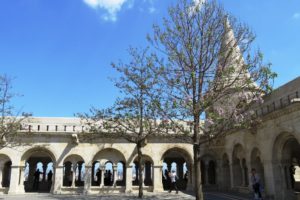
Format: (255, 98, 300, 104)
(193, 117, 204, 200)
(194, 144, 203, 200)
(137, 142, 144, 198)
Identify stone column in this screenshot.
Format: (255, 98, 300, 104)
(42, 163, 47, 182)
(84, 165, 91, 194)
(8, 165, 22, 194)
(53, 165, 63, 194)
(177, 161, 184, 180)
(0, 162, 3, 188)
(125, 166, 132, 193)
(240, 160, 245, 187)
(186, 163, 193, 191)
(262, 160, 276, 200)
(229, 162, 234, 188)
(19, 166, 25, 189)
(100, 166, 105, 188)
(72, 162, 76, 187)
(153, 165, 163, 192)
(113, 165, 118, 187)
(204, 160, 209, 185)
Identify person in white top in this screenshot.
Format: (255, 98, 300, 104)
(168, 170, 179, 194)
(251, 168, 263, 200)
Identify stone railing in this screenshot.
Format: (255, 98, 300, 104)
(256, 90, 300, 117)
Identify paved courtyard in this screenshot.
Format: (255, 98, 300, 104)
(0, 192, 251, 200)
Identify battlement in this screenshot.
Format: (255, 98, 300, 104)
(256, 76, 300, 116)
(20, 117, 86, 133)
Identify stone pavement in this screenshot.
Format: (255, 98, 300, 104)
(0, 192, 252, 200)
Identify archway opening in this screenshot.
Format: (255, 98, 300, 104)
(200, 155, 217, 188)
(222, 153, 231, 190)
(0, 154, 12, 189)
(282, 138, 300, 192)
(208, 161, 216, 185)
(272, 134, 300, 200)
(92, 148, 126, 187)
(232, 144, 246, 187)
(23, 150, 54, 193)
(91, 161, 100, 186)
(132, 155, 153, 187)
(162, 148, 192, 191)
(250, 148, 264, 188)
(62, 155, 85, 188)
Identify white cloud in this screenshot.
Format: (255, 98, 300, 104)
(83, 0, 157, 22)
(148, 7, 156, 14)
(293, 12, 300, 20)
(83, 0, 128, 22)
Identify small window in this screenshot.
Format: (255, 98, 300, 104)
(55, 125, 58, 132)
(64, 126, 67, 132)
(73, 126, 76, 132)
(46, 125, 49, 131)
(37, 125, 40, 131)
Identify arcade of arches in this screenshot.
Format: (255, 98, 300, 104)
(0, 77, 300, 200)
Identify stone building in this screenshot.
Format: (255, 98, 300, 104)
(199, 77, 300, 200)
(0, 77, 300, 200)
(0, 117, 194, 195)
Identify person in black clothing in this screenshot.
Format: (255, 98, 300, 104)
(33, 169, 41, 190)
(96, 168, 101, 185)
(164, 169, 171, 189)
(48, 170, 53, 182)
(104, 170, 108, 185)
(108, 170, 112, 185)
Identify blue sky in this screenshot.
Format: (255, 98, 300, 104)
(0, 0, 299, 117)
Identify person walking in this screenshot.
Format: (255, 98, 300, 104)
(251, 168, 263, 200)
(168, 170, 179, 194)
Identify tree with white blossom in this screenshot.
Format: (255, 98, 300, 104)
(78, 47, 173, 198)
(147, 0, 277, 199)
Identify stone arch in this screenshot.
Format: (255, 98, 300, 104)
(63, 154, 85, 164)
(0, 154, 12, 189)
(250, 148, 265, 186)
(131, 154, 154, 187)
(20, 147, 56, 193)
(272, 132, 300, 200)
(92, 148, 126, 187)
(232, 143, 247, 187)
(93, 148, 126, 166)
(160, 147, 193, 164)
(20, 146, 56, 166)
(161, 147, 193, 191)
(62, 154, 85, 187)
(200, 153, 217, 187)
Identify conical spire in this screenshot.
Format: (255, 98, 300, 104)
(217, 17, 251, 87)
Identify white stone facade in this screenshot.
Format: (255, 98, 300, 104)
(0, 117, 194, 195)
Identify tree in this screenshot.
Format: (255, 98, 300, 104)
(147, 0, 277, 199)
(79, 47, 170, 198)
(0, 75, 30, 147)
